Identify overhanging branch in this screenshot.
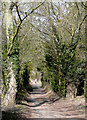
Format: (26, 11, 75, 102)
(72, 14, 87, 41)
(16, 4, 22, 22)
(19, 33, 28, 47)
(7, 1, 46, 56)
(29, 22, 49, 35)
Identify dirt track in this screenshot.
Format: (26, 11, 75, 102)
(2, 82, 86, 119)
(23, 82, 85, 118)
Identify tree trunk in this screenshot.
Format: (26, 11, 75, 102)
(1, 1, 17, 109)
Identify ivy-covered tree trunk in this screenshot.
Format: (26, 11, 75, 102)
(2, 1, 17, 109)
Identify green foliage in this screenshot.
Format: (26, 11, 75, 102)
(2, 29, 32, 99)
(22, 62, 32, 88)
(16, 61, 32, 100)
(2, 2, 86, 100)
(2, 44, 11, 95)
(43, 25, 85, 97)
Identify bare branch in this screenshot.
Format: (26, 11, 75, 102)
(7, 1, 46, 56)
(9, 2, 16, 11)
(81, 2, 87, 10)
(79, 14, 87, 31)
(16, 4, 22, 22)
(22, 1, 46, 22)
(63, 27, 72, 36)
(75, 3, 80, 15)
(19, 33, 28, 47)
(72, 14, 87, 40)
(51, 2, 60, 22)
(29, 22, 49, 35)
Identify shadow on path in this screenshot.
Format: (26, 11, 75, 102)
(18, 96, 61, 107)
(18, 84, 61, 108)
(2, 108, 31, 120)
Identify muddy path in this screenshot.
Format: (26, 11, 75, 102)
(22, 82, 85, 118)
(28, 83, 63, 118)
(2, 82, 85, 119)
